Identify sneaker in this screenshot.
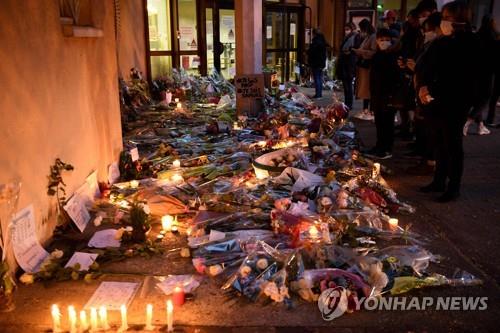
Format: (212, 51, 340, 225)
(463, 119, 473, 136)
(478, 123, 491, 135)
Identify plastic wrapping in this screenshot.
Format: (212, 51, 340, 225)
(375, 245, 438, 276)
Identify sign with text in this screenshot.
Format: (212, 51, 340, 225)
(235, 74, 265, 99)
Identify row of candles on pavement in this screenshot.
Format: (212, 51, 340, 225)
(51, 296, 185, 333)
(371, 163, 402, 231)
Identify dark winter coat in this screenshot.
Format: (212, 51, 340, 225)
(369, 48, 402, 111)
(420, 31, 481, 117)
(336, 32, 360, 80)
(308, 34, 327, 69)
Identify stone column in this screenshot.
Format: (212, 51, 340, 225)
(235, 0, 263, 116)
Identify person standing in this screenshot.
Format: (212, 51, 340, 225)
(308, 28, 327, 99)
(365, 28, 402, 160)
(463, 14, 497, 136)
(418, 1, 480, 202)
(336, 22, 359, 110)
(353, 19, 377, 120)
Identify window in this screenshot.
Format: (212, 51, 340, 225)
(59, 0, 103, 37)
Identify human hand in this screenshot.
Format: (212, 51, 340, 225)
(418, 86, 434, 105)
(406, 58, 416, 71)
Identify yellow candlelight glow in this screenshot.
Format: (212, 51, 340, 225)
(309, 225, 319, 238)
(80, 310, 89, 332)
(389, 218, 399, 230)
(119, 304, 128, 331)
(90, 307, 98, 332)
(174, 98, 179, 103)
(51, 304, 62, 333)
(171, 173, 184, 183)
(166, 300, 174, 332)
(130, 180, 139, 189)
(98, 306, 109, 330)
(162, 215, 174, 231)
(173, 159, 181, 168)
(68, 305, 77, 333)
(145, 304, 154, 331)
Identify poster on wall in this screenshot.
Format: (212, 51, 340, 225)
(266, 26, 272, 39)
(221, 15, 235, 42)
(180, 27, 197, 50)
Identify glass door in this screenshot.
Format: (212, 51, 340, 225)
(265, 5, 303, 83)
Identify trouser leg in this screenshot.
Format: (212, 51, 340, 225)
(445, 120, 466, 193)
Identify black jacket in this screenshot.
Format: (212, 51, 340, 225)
(369, 48, 402, 110)
(308, 35, 327, 69)
(420, 31, 481, 116)
(336, 32, 360, 80)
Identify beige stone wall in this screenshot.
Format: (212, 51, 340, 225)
(118, 0, 147, 78)
(0, 0, 123, 262)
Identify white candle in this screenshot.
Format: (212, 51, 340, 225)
(174, 98, 179, 103)
(173, 159, 181, 168)
(144, 304, 154, 331)
(119, 304, 128, 331)
(176, 102, 182, 110)
(171, 173, 184, 183)
(79, 310, 89, 332)
(90, 307, 98, 332)
(166, 300, 173, 332)
(161, 215, 174, 231)
(99, 306, 110, 330)
(68, 306, 77, 333)
(389, 218, 399, 230)
(372, 163, 381, 179)
(51, 304, 62, 333)
(130, 180, 139, 189)
(309, 225, 319, 239)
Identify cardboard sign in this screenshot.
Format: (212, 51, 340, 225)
(235, 74, 265, 99)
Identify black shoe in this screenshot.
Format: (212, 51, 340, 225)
(419, 182, 446, 193)
(403, 150, 423, 159)
(436, 191, 460, 203)
(485, 122, 500, 128)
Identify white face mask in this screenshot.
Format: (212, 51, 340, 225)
(440, 20, 454, 36)
(424, 31, 437, 43)
(377, 40, 391, 50)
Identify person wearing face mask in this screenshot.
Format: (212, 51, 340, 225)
(307, 28, 328, 99)
(463, 14, 497, 135)
(364, 28, 402, 159)
(417, 1, 481, 202)
(336, 22, 360, 110)
(416, 0, 438, 26)
(352, 19, 377, 121)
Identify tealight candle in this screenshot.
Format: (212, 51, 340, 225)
(144, 304, 154, 331)
(80, 310, 89, 332)
(51, 304, 62, 333)
(119, 304, 128, 331)
(130, 180, 139, 189)
(174, 98, 179, 103)
(372, 163, 381, 179)
(176, 102, 182, 110)
(90, 307, 98, 332)
(173, 159, 181, 168)
(172, 286, 185, 306)
(68, 305, 77, 333)
(98, 306, 110, 330)
(171, 173, 184, 183)
(162, 215, 174, 232)
(171, 225, 179, 234)
(166, 300, 174, 332)
(389, 218, 399, 230)
(309, 225, 319, 239)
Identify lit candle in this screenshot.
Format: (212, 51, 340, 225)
(51, 304, 62, 333)
(80, 310, 89, 332)
(144, 304, 154, 331)
(372, 163, 381, 179)
(130, 180, 139, 189)
(176, 102, 182, 110)
(166, 300, 174, 332)
(309, 225, 319, 239)
(98, 306, 110, 330)
(174, 98, 179, 103)
(173, 159, 181, 168)
(161, 215, 173, 232)
(389, 218, 399, 230)
(90, 307, 98, 332)
(171, 225, 179, 234)
(119, 304, 128, 331)
(257, 140, 267, 148)
(68, 305, 77, 333)
(171, 173, 184, 183)
(172, 286, 185, 306)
